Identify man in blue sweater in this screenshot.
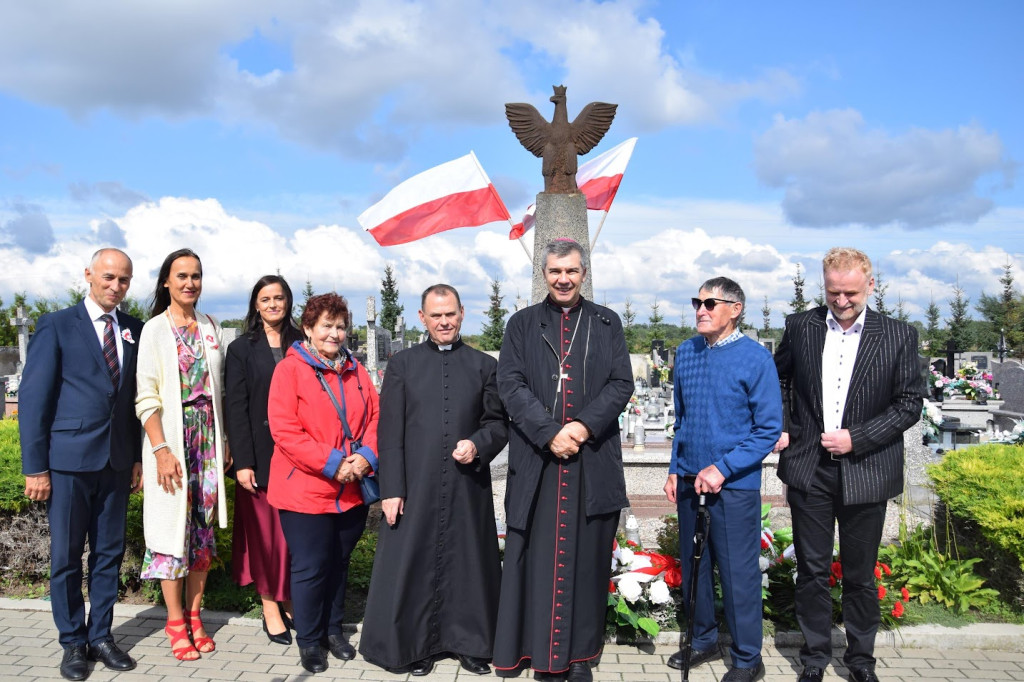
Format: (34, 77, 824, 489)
(663, 277, 782, 682)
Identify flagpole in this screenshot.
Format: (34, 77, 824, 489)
(510, 220, 533, 262)
(590, 210, 610, 251)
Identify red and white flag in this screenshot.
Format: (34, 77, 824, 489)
(360, 152, 511, 247)
(509, 137, 637, 240)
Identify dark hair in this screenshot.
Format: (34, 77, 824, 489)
(301, 293, 350, 331)
(150, 248, 201, 317)
(243, 274, 302, 340)
(420, 283, 462, 310)
(542, 238, 589, 272)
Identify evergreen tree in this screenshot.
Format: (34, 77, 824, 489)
(976, 262, 1024, 356)
(872, 271, 890, 317)
(946, 279, 973, 352)
(925, 295, 944, 351)
(649, 297, 664, 339)
(67, 283, 86, 305)
(789, 264, 808, 314)
(813, 277, 825, 308)
(894, 295, 910, 323)
(297, 278, 314, 319)
(622, 298, 638, 351)
(479, 278, 508, 351)
(379, 264, 403, 335)
(761, 296, 772, 335)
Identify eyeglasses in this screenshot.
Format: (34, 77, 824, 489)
(691, 297, 738, 311)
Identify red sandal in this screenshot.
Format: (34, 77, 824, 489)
(165, 618, 200, 661)
(186, 610, 216, 653)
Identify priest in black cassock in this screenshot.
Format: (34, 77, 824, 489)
(494, 239, 634, 682)
(359, 284, 508, 677)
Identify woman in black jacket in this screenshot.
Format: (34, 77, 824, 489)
(225, 275, 304, 644)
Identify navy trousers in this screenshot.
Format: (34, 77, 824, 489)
(279, 506, 369, 649)
(677, 486, 763, 669)
(48, 466, 132, 646)
(787, 458, 887, 670)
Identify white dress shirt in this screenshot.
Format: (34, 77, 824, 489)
(821, 307, 867, 432)
(83, 296, 124, 367)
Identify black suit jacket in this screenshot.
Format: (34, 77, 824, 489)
(19, 301, 143, 474)
(224, 327, 303, 488)
(774, 306, 923, 505)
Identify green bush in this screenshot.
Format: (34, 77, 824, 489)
(928, 444, 1024, 610)
(0, 419, 34, 513)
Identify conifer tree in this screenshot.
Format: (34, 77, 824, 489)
(380, 264, 403, 335)
(479, 279, 508, 351)
(789, 264, 808, 314)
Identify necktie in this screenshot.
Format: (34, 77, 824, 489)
(101, 314, 121, 389)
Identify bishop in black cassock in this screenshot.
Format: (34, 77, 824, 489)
(359, 285, 508, 676)
(494, 240, 633, 682)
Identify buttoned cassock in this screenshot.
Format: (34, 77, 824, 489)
(359, 339, 508, 670)
(493, 297, 633, 677)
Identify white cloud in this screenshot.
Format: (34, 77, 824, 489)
(0, 0, 796, 161)
(0, 196, 1020, 331)
(754, 109, 1011, 229)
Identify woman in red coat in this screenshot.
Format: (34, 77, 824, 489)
(267, 293, 379, 674)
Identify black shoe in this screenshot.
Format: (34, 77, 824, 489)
(848, 667, 880, 682)
(280, 606, 295, 630)
(457, 654, 491, 675)
(533, 672, 565, 682)
(299, 645, 327, 673)
(799, 665, 825, 681)
(262, 616, 292, 645)
(88, 639, 136, 671)
(411, 657, 434, 676)
(567, 661, 592, 682)
(667, 645, 721, 670)
(324, 634, 355, 660)
(723, 661, 765, 681)
(60, 645, 89, 681)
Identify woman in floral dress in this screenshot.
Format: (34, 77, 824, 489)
(136, 248, 230, 661)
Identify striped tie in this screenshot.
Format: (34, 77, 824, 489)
(101, 314, 120, 389)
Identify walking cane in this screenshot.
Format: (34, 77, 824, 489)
(679, 473, 712, 682)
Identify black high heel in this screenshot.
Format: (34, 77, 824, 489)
(262, 615, 292, 645)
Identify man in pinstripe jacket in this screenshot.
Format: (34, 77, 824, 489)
(774, 247, 923, 682)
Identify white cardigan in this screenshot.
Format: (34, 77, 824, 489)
(136, 311, 228, 557)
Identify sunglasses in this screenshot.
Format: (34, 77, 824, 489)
(691, 297, 738, 311)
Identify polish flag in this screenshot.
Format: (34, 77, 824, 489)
(509, 137, 637, 240)
(360, 152, 511, 246)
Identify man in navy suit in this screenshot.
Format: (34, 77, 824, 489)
(20, 248, 144, 680)
(774, 247, 923, 682)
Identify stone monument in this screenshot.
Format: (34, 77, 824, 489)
(506, 85, 617, 303)
(9, 306, 31, 374)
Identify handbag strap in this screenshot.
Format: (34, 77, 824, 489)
(314, 367, 355, 442)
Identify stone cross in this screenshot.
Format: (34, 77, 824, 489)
(10, 306, 31, 374)
(365, 296, 379, 374)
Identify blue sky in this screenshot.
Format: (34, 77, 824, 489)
(1, 1, 1021, 334)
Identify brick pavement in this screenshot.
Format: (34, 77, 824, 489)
(1, 599, 1023, 681)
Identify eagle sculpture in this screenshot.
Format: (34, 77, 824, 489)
(506, 85, 617, 194)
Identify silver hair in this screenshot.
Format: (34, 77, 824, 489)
(542, 239, 589, 272)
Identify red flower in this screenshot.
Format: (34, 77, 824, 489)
(901, 587, 910, 603)
(881, 563, 892, 576)
(891, 601, 904, 618)
(830, 562, 843, 579)
(829, 576, 836, 587)
(665, 567, 682, 589)
(761, 538, 771, 550)
(608, 581, 616, 594)
(877, 585, 887, 601)
(873, 565, 882, 580)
